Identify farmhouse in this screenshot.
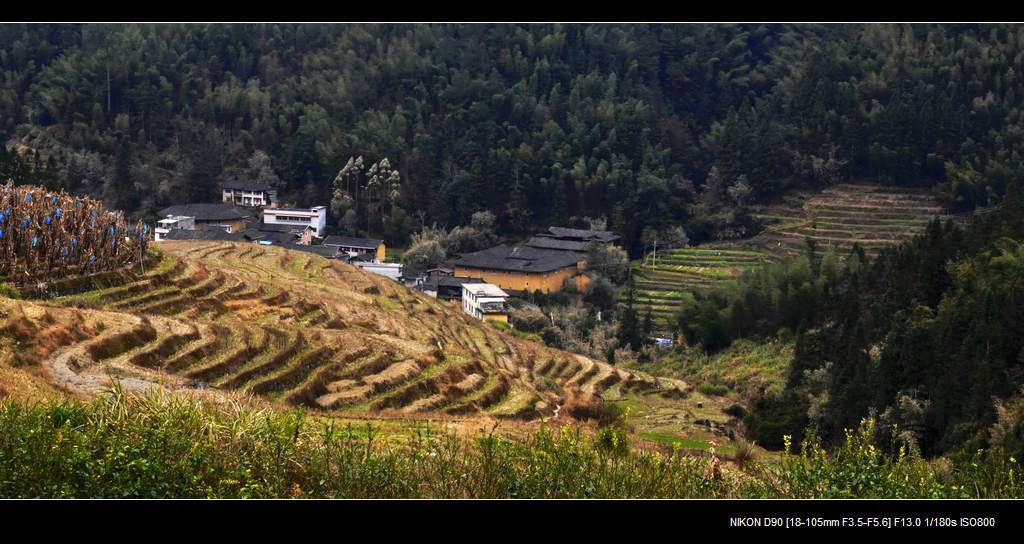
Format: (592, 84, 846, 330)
(161, 228, 243, 242)
(262, 206, 328, 237)
(322, 235, 386, 262)
(154, 215, 195, 242)
(422, 275, 485, 301)
(461, 283, 510, 323)
(240, 222, 314, 246)
(450, 244, 588, 293)
(222, 179, 278, 207)
(157, 203, 253, 234)
(293, 244, 342, 259)
(354, 261, 404, 281)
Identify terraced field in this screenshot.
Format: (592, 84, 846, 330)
(629, 248, 772, 331)
(628, 184, 950, 332)
(747, 183, 950, 259)
(0, 241, 688, 421)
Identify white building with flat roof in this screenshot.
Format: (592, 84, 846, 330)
(461, 283, 510, 323)
(154, 215, 195, 242)
(262, 206, 327, 237)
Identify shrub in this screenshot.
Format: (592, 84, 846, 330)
(594, 426, 630, 455)
(0, 283, 19, 299)
(698, 382, 729, 396)
(510, 311, 548, 333)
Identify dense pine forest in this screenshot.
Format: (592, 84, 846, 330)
(4, 23, 1024, 252)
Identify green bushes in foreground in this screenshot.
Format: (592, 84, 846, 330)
(0, 389, 1021, 498)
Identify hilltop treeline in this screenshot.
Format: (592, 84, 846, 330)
(3, 24, 1024, 250)
(674, 184, 1024, 458)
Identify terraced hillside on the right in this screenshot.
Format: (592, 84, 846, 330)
(748, 183, 952, 259)
(630, 184, 953, 332)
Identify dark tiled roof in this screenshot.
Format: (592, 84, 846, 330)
(163, 229, 243, 242)
(254, 222, 309, 233)
(401, 268, 426, 280)
(223, 179, 274, 192)
(545, 226, 620, 243)
(451, 244, 581, 273)
(526, 236, 590, 252)
(423, 276, 484, 290)
(239, 229, 298, 245)
(159, 203, 253, 222)
(292, 245, 341, 258)
(322, 235, 383, 249)
(343, 253, 375, 263)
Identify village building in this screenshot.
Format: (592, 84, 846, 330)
(262, 206, 327, 237)
(293, 244, 342, 259)
(161, 228, 244, 242)
(222, 179, 278, 207)
(400, 268, 427, 290)
(239, 222, 314, 246)
(449, 244, 589, 293)
(154, 215, 195, 242)
(157, 203, 253, 234)
(422, 275, 484, 301)
(322, 235, 386, 262)
(354, 261, 404, 282)
(461, 283, 510, 323)
(426, 266, 454, 277)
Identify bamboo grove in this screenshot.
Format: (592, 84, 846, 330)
(0, 182, 148, 284)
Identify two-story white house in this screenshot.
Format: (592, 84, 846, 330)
(261, 206, 327, 238)
(461, 283, 510, 323)
(222, 180, 278, 207)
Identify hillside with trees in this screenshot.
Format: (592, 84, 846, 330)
(4, 24, 1024, 253)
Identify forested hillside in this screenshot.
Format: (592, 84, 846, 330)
(3, 24, 1024, 252)
(670, 183, 1024, 459)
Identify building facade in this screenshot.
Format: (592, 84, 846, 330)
(461, 283, 509, 323)
(262, 206, 327, 237)
(322, 236, 386, 262)
(222, 180, 278, 207)
(157, 204, 252, 235)
(450, 244, 588, 293)
(154, 215, 195, 242)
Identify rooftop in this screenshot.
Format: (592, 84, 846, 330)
(525, 236, 590, 252)
(223, 179, 275, 192)
(292, 245, 341, 258)
(159, 203, 253, 222)
(462, 283, 509, 298)
(265, 207, 326, 214)
(322, 235, 384, 249)
(543, 226, 620, 243)
(251, 222, 310, 233)
(424, 276, 484, 290)
(451, 244, 581, 273)
(163, 229, 243, 242)
(239, 229, 299, 245)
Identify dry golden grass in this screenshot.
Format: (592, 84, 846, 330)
(0, 241, 677, 423)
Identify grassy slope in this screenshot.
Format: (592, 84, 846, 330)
(1, 389, 1020, 498)
(3, 240, 752, 450)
